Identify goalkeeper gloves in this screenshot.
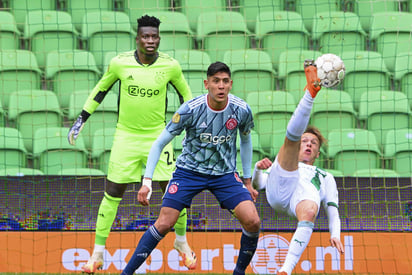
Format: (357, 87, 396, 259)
(304, 59, 321, 98)
(68, 113, 86, 145)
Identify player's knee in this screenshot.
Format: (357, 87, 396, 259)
(303, 208, 317, 222)
(243, 215, 261, 233)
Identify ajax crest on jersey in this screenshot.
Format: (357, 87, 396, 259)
(315, 53, 345, 88)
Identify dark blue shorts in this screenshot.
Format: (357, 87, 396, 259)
(162, 167, 253, 212)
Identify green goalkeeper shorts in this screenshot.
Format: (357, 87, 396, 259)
(107, 129, 175, 183)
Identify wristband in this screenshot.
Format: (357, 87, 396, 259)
(142, 178, 152, 200)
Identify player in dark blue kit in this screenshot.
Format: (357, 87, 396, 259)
(121, 62, 261, 275)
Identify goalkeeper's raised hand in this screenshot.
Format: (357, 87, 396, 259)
(68, 113, 87, 145)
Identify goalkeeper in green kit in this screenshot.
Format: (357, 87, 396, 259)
(68, 15, 195, 274)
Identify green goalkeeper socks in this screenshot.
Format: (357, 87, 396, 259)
(95, 192, 122, 246)
(174, 208, 187, 238)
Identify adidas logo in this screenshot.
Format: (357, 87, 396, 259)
(127, 75, 134, 80)
(199, 122, 207, 128)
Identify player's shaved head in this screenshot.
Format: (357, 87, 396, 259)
(137, 15, 161, 30)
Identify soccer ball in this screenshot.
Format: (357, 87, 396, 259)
(314, 53, 345, 88)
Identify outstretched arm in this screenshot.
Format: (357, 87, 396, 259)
(327, 206, 344, 254)
(138, 129, 175, 206)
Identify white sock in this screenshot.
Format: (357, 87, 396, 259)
(286, 91, 314, 141)
(175, 233, 187, 243)
(280, 221, 314, 274)
(94, 244, 105, 253)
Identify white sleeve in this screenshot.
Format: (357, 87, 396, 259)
(252, 163, 271, 190)
(327, 206, 341, 240)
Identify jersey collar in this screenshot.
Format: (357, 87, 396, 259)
(134, 50, 159, 66)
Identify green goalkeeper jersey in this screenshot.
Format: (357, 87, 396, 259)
(82, 50, 192, 133)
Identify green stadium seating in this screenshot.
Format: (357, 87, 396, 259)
(8, 90, 63, 153)
(23, 10, 79, 68)
(358, 90, 411, 148)
(0, 11, 21, 50)
(68, 90, 118, 151)
(32, 127, 89, 175)
(255, 11, 309, 71)
(394, 52, 412, 107)
(384, 128, 412, 177)
(124, 0, 171, 31)
(45, 50, 101, 112)
(312, 11, 366, 54)
(310, 89, 357, 139)
(223, 49, 275, 100)
(247, 90, 295, 155)
(351, 168, 400, 178)
(9, 0, 56, 31)
(179, 0, 226, 33)
(238, 0, 284, 33)
(81, 11, 135, 70)
(352, 0, 402, 32)
(294, 0, 340, 32)
(165, 49, 211, 97)
(0, 50, 42, 109)
(103, 51, 120, 93)
(324, 169, 344, 177)
(196, 11, 250, 62)
(0, 127, 27, 169)
(277, 49, 322, 95)
(341, 50, 391, 111)
(369, 12, 412, 72)
(0, 99, 5, 127)
(91, 127, 116, 174)
(65, 0, 114, 32)
(328, 128, 382, 176)
(166, 91, 183, 122)
(0, 167, 44, 176)
(58, 167, 105, 176)
(146, 11, 193, 51)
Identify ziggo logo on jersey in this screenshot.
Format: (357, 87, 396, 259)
(61, 235, 354, 273)
(200, 133, 232, 145)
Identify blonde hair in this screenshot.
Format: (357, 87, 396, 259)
(305, 125, 326, 147)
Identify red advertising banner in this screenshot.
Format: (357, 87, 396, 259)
(0, 232, 411, 274)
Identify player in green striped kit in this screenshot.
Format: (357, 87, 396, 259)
(68, 15, 195, 274)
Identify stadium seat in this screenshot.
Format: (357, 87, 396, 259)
(359, 90, 411, 148)
(196, 11, 250, 62)
(247, 90, 295, 155)
(223, 49, 275, 100)
(255, 11, 309, 71)
(393, 52, 412, 107)
(0, 167, 44, 176)
(45, 50, 101, 112)
(328, 128, 382, 176)
(0, 127, 27, 169)
(0, 11, 21, 50)
(68, 90, 118, 151)
(341, 50, 391, 111)
(58, 167, 105, 176)
(91, 127, 116, 174)
(238, 0, 284, 33)
(310, 89, 357, 139)
(179, 0, 226, 33)
(277, 49, 322, 96)
(9, 0, 56, 32)
(32, 127, 89, 175)
(352, 0, 402, 32)
(384, 128, 412, 177)
(165, 49, 211, 97)
(369, 12, 412, 72)
(145, 11, 193, 51)
(81, 11, 135, 70)
(23, 10, 79, 68)
(324, 169, 344, 177)
(294, 0, 341, 32)
(8, 90, 63, 153)
(0, 50, 42, 109)
(312, 11, 366, 54)
(124, 0, 171, 31)
(65, 0, 114, 32)
(236, 130, 266, 176)
(351, 168, 400, 178)
(0, 99, 5, 127)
